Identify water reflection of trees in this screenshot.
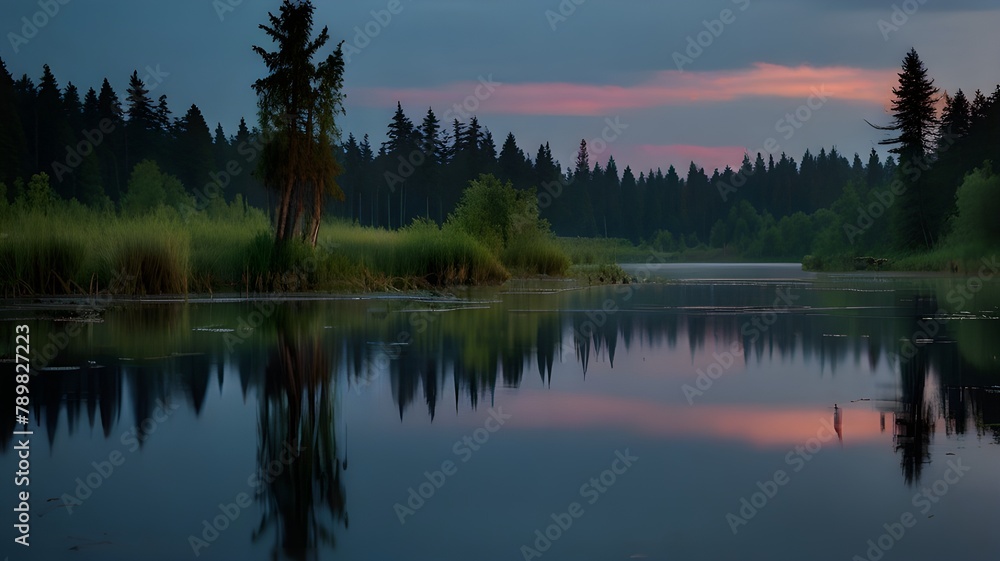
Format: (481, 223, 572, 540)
(254, 306, 347, 560)
(6, 285, 998, 492)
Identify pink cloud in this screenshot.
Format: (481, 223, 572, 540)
(347, 63, 896, 116)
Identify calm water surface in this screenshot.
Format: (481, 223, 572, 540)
(2, 263, 999, 561)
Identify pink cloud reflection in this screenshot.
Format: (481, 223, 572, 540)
(499, 392, 883, 448)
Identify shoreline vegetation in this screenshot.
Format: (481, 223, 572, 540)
(0, 173, 578, 297)
(1, 165, 994, 297)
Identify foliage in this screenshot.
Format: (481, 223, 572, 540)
(252, 0, 346, 245)
(947, 162, 1000, 249)
(445, 174, 569, 275)
(120, 160, 189, 215)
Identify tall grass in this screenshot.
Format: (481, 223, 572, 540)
(0, 219, 88, 295)
(318, 221, 509, 287)
(103, 216, 191, 295)
(557, 236, 665, 265)
(1, 204, 575, 295)
(501, 235, 570, 276)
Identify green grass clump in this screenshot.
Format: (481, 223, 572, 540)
(104, 215, 190, 295)
(318, 220, 508, 287)
(502, 235, 571, 276)
(557, 237, 664, 265)
(0, 216, 88, 295)
(188, 208, 271, 290)
(571, 263, 633, 284)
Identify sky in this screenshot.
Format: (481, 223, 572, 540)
(3, 0, 1000, 175)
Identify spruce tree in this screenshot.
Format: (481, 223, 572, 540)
(869, 49, 940, 249)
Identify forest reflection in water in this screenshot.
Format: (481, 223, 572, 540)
(2, 271, 999, 560)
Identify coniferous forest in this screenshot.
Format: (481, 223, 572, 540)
(2, 44, 1000, 294)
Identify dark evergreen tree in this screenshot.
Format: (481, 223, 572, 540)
(418, 107, 445, 220)
(0, 58, 28, 188)
(252, 0, 347, 245)
(63, 82, 83, 132)
(153, 94, 172, 133)
(36, 65, 74, 197)
(125, 70, 158, 173)
(173, 104, 215, 194)
(866, 149, 883, 189)
(619, 165, 640, 243)
(497, 132, 531, 190)
(96, 78, 125, 199)
(381, 102, 417, 227)
(13, 74, 38, 173)
(869, 49, 940, 249)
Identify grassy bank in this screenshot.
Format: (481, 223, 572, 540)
(804, 243, 995, 273)
(0, 205, 575, 296)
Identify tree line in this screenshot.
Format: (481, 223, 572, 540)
(2, 47, 998, 262)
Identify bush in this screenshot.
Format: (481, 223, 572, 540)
(948, 162, 1000, 248)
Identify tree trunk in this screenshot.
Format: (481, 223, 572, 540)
(308, 177, 323, 247)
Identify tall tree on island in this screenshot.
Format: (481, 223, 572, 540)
(252, 0, 346, 246)
(868, 48, 940, 250)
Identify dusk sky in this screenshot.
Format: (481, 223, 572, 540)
(4, 0, 999, 174)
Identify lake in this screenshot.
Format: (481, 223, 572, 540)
(2, 263, 999, 561)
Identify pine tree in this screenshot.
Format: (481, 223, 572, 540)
(36, 65, 74, 196)
(938, 89, 971, 141)
(381, 102, 416, 226)
(418, 108, 444, 220)
(96, 78, 125, 199)
(620, 166, 640, 243)
(868, 48, 940, 249)
(125, 70, 157, 171)
(82, 87, 99, 128)
(63, 82, 83, 132)
(173, 104, 215, 194)
(0, 57, 27, 187)
(153, 95, 172, 133)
